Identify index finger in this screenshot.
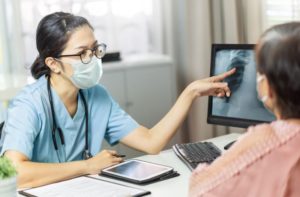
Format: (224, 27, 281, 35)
(211, 68, 236, 82)
(107, 150, 118, 155)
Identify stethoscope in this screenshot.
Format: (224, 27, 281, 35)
(47, 76, 92, 162)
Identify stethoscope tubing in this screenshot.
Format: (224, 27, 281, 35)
(47, 76, 91, 161)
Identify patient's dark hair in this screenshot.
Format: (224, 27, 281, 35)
(31, 12, 93, 79)
(256, 22, 300, 119)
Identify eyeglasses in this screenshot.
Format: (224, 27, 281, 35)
(57, 43, 107, 64)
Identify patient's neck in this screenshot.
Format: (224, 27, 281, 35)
(276, 110, 300, 126)
(284, 118, 300, 125)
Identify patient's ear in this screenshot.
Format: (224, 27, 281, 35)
(264, 77, 277, 109)
(265, 78, 274, 99)
(45, 57, 61, 74)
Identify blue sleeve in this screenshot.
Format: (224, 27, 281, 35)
(0, 92, 40, 159)
(104, 96, 139, 146)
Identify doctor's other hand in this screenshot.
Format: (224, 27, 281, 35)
(186, 68, 236, 98)
(84, 150, 123, 175)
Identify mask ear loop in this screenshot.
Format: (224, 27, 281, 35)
(260, 95, 269, 103)
(256, 73, 265, 83)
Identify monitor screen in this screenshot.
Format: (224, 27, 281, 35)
(207, 44, 276, 128)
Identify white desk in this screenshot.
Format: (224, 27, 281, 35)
(90, 133, 240, 196)
(18, 133, 240, 197)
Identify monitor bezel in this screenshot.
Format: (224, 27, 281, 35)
(207, 43, 270, 128)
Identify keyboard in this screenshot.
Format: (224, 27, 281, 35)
(172, 141, 221, 170)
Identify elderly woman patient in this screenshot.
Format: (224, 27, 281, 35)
(189, 22, 300, 197)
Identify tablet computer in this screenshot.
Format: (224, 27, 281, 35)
(101, 159, 174, 184)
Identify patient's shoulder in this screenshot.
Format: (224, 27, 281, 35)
(245, 122, 274, 137)
(245, 120, 300, 143)
(230, 123, 275, 152)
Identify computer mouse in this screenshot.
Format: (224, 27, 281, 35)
(224, 140, 236, 150)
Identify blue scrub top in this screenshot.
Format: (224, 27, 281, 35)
(0, 75, 139, 162)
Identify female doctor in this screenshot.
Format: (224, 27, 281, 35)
(1, 12, 234, 188)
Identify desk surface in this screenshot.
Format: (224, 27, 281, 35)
(18, 133, 240, 197)
(90, 133, 240, 197)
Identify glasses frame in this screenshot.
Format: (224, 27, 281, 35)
(57, 43, 107, 64)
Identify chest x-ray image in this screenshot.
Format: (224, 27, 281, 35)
(212, 49, 275, 122)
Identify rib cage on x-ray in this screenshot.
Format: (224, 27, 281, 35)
(224, 50, 249, 102)
(212, 49, 275, 122)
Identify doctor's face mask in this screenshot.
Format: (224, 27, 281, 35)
(69, 56, 103, 89)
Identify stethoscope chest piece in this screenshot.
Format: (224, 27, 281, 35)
(83, 149, 93, 160)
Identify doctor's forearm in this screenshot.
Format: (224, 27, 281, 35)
(148, 86, 196, 153)
(16, 160, 87, 188)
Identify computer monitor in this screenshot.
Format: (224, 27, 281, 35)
(207, 44, 276, 128)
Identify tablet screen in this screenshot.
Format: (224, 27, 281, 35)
(102, 160, 173, 181)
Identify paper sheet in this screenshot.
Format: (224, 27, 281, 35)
(20, 176, 149, 197)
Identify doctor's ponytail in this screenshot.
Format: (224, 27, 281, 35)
(30, 12, 93, 79)
(31, 56, 50, 79)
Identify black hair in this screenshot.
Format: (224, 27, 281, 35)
(31, 12, 93, 79)
(256, 22, 300, 119)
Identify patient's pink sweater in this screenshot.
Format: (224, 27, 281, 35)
(189, 120, 300, 197)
